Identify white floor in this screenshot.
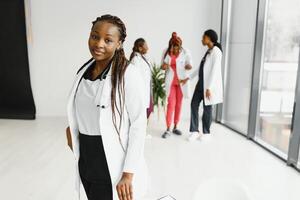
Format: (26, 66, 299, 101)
(0, 116, 300, 200)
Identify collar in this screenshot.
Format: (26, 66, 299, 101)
(134, 52, 143, 58)
(83, 59, 112, 81)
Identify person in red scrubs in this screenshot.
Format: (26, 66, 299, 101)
(161, 32, 192, 138)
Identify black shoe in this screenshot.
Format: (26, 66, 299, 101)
(162, 130, 171, 139)
(172, 128, 182, 135)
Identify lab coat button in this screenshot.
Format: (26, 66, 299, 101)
(101, 105, 105, 108)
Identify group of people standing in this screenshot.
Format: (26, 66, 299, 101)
(66, 14, 223, 200)
(129, 30, 223, 141)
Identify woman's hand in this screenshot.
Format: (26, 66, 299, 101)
(66, 126, 73, 151)
(180, 77, 189, 85)
(184, 64, 192, 70)
(117, 172, 134, 200)
(205, 89, 212, 100)
(161, 63, 169, 70)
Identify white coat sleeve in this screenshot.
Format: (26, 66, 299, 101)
(185, 49, 193, 66)
(206, 49, 222, 90)
(122, 64, 147, 173)
(184, 49, 193, 79)
(188, 63, 199, 80)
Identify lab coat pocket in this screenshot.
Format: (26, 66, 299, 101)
(179, 59, 185, 65)
(177, 66, 187, 80)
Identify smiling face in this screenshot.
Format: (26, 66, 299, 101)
(88, 21, 122, 62)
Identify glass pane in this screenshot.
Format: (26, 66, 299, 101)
(222, 0, 258, 134)
(299, 143, 300, 168)
(256, 0, 300, 156)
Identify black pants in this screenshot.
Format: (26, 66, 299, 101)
(78, 133, 113, 200)
(189, 82, 213, 134)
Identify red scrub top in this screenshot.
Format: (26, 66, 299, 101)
(170, 54, 179, 85)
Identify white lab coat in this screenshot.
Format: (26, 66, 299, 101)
(162, 48, 193, 99)
(189, 46, 223, 105)
(130, 53, 152, 108)
(67, 59, 148, 200)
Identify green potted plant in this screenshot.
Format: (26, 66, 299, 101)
(151, 63, 166, 119)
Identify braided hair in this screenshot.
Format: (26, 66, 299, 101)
(204, 29, 222, 52)
(129, 38, 146, 61)
(92, 14, 128, 151)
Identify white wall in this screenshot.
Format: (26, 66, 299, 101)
(27, 0, 222, 116)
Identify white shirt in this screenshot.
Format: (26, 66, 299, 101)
(74, 62, 110, 136)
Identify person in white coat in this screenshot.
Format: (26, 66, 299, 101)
(65, 15, 148, 200)
(181, 29, 223, 141)
(161, 32, 193, 138)
(129, 38, 153, 119)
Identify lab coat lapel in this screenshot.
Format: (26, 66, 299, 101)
(94, 65, 126, 200)
(66, 58, 95, 200)
(94, 63, 112, 107)
(67, 60, 95, 127)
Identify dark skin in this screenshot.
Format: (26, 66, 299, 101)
(181, 34, 214, 100)
(66, 21, 133, 200)
(138, 42, 149, 55)
(88, 21, 122, 80)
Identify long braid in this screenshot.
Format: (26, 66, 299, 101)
(92, 14, 128, 151)
(163, 39, 173, 59)
(129, 45, 139, 61)
(129, 38, 146, 61)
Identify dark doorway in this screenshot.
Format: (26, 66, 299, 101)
(0, 0, 36, 119)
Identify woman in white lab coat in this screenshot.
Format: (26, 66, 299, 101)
(129, 38, 153, 119)
(182, 29, 223, 141)
(66, 15, 148, 200)
(161, 32, 193, 138)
